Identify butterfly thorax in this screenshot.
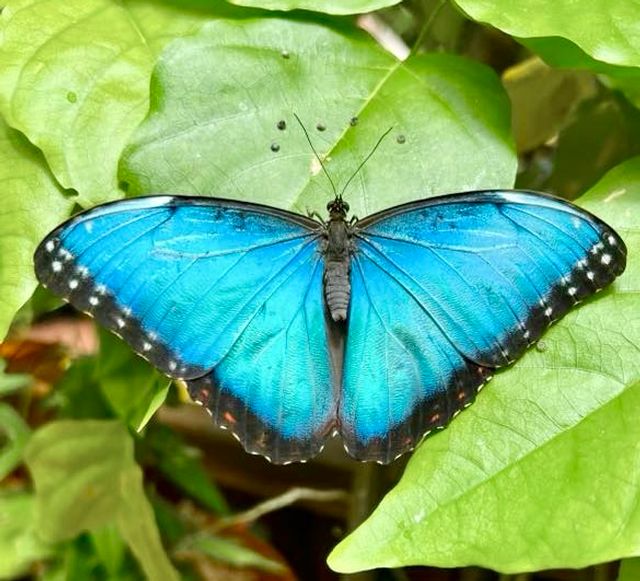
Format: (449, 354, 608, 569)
(322, 210, 354, 322)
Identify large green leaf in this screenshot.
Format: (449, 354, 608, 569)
(453, 0, 640, 68)
(0, 117, 73, 340)
(0, 0, 220, 208)
(25, 420, 179, 580)
(121, 18, 516, 217)
(328, 157, 640, 573)
(226, 0, 400, 15)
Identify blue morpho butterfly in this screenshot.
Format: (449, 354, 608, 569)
(34, 130, 626, 464)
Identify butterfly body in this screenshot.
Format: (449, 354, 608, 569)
(34, 191, 626, 464)
(322, 198, 355, 322)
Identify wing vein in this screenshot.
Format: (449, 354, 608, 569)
(357, 239, 483, 358)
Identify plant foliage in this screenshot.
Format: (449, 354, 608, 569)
(0, 0, 638, 578)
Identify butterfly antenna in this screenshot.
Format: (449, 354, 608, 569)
(293, 113, 338, 198)
(339, 126, 393, 199)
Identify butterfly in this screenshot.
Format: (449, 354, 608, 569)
(34, 190, 626, 464)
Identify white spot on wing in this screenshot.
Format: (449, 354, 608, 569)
(587, 271, 595, 280)
(89, 296, 99, 306)
(45, 240, 55, 252)
(544, 307, 553, 316)
(116, 318, 125, 328)
(568, 287, 577, 296)
(601, 253, 612, 265)
(52, 261, 62, 272)
(68, 279, 78, 289)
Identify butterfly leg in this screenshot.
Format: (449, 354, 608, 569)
(306, 209, 326, 226)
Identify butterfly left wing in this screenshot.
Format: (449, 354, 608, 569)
(340, 191, 626, 463)
(34, 196, 337, 463)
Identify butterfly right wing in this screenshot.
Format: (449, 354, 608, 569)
(34, 196, 337, 463)
(339, 191, 625, 463)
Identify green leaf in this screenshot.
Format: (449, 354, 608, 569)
(514, 37, 640, 113)
(226, 0, 401, 15)
(90, 525, 127, 578)
(0, 0, 220, 207)
(619, 558, 640, 581)
(0, 492, 54, 578)
(98, 329, 170, 431)
(121, 18, 516, 217)
(177, 532, 285, 573)
(453, 0, 640, 68)
(143, 424, 229, 515)
(0, 403, 30, 480)
(328, 157, 640, 573)
(116, 467, 179, 581)
(546, 91, 640, 198)
(54, 357, 114, 420)
(24, 420, 179, 580)
(502, 57, 596, 153)
(0, 117, 73, 340)
(25, 420, 135, 541)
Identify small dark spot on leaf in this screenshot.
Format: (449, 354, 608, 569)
(277, 120, 286, 131)
(66, 91, 77, 103)
(281, 50, 290, 59)
(536, 341, 547, 352)
(316, 123, 326, 132)
(271, 142, 280, 152)
(350, 116, 358, 126)
(396, 134, 406, 144)
(118, 181, 129, 193)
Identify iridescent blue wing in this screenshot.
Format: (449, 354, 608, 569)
(34, 196, 337, 463)
(340, 191, 626, 463)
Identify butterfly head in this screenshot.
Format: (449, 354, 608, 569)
(327, 196, 350, 219)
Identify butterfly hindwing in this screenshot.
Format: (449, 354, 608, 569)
(340, 191, 626, 462)
(341, 253, 493, 463)
(34, 196, 337, 463)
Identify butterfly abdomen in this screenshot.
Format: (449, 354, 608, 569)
(324, 259, 351, 321)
